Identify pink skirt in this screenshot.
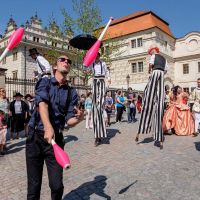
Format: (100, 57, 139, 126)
(0, 129, 7, 144)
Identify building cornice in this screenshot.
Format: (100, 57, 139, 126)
(175, 53, 200, 62)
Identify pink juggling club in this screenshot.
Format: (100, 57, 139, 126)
(83, 17, 114, 67)
(0, 28, 24, 63)
(52, 139, 71, 170)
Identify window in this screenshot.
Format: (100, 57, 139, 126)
(138, 62, 143, 72)
(13, 71, 18, 79)
(131, 40, 136, 48)
(4, 42, 6, 47)
(2, 57, 6, 64)
(33, 37, 39, 43)
(13, 52, 17, 61)
(137, 38, 143, 47)
(183, 88, 189, 93)
(183, 64, 189, 74)
(165, 41, 167, 48)
(132, 63, 137, 73)
(34, 71, 38, 77)
(198, 62, 200, 72)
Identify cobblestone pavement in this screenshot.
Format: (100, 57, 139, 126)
(1, 112, 200, 200)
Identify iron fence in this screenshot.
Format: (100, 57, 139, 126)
(5, 77, 37, 102)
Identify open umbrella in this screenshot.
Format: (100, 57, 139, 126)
(69, 34, 102, 50)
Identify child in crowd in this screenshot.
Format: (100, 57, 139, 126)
(0, 110, 8, 157)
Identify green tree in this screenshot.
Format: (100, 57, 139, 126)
(47, 0, 125, 93)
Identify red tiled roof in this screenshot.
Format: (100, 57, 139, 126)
(96, 11, 175, 40)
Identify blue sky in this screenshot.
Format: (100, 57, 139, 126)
(0, 0, 199, 38)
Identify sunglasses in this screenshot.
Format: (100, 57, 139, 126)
(0, 90, 5, 92)
(58, 58, 72, 64)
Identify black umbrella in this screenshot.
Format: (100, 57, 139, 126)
(69, 34, 103, 50)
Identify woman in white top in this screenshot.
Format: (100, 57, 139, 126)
(9, 93, 27, 140)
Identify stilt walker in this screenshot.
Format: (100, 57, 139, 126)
(135, 47, 168, 149)
(84, 52, 111, 146)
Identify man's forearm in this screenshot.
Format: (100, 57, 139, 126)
(67, 117, 80, 127)
(149, 64, 153, 72)
(39, 102, 52, 129)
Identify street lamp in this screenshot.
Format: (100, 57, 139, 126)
(126, 74, 130, 89)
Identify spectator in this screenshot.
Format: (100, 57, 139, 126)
(24, 94, 35, 137)
(0, 88, 9, 117)
(85, 92, 93, 129)
(116, 91, 125, 123)
(136, 92, 142, 113)
(79, 94, 85, 110)
(10, 93, 27, 140)
(0, 110, 8, 157)
(188, 92, 194, 112)
(105, 91, 113, 127)
(115, 89, 119, 120)
(127, 87, 136, 123)
(30, 92, 35, 102)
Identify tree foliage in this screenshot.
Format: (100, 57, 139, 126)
(46, 0, 125, 91)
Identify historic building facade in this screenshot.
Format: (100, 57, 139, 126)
(0, 14, 83, 85)
(0, 11, 199, 94)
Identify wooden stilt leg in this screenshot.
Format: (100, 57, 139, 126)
(135, 133, 139, 142)
(160, 142, 163, 149)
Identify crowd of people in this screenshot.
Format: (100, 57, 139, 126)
(0, 90, 35, 157)
(83, 87, 143, 129)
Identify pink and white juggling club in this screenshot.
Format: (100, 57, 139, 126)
(52, 139, 71, 170)
(83, 17, 114, 67)
(0, 28, 24, 63)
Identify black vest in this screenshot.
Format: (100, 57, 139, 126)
(153, 54, 166, 71)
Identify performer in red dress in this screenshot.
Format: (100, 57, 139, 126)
(136, 92, 142, 113)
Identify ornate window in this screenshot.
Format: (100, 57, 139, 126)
(183, 64, 189, 74)
(138, 62, 143, 72)
(131, 40, 136, 48)
(13, 71, 18, 79)
(132, 63, 137, 73)
(13, 52, 17, 61)
(137, 38, 143, 47)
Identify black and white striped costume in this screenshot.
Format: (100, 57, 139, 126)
(84, 61, 110, 139)
(137, 54, 168, 142)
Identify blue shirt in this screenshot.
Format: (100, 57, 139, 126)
(85, 98, 92, 110)
(117, 96, 124, 107)
(29, 77, 78, 131)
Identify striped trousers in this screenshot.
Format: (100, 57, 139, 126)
(92, 77, 107, 139)
(137, 70, 165, 142)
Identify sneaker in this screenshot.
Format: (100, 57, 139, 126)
(108, 123, 111, 126)
(106, 125, 110, 127)
(128, 121, 131, 123)
(0, 152, 5, 155)
(17, 137, 21, 140)
(0, 154, 4, 157)
(10, 138, 13, 141)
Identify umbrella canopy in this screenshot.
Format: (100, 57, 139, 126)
(69, 34, 103, 50)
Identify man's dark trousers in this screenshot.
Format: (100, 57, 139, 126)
(26, 127, 65, 200)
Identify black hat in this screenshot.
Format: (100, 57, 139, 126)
(25, 94, 32, 99)
(29, 48, 39, 56)
(13, 92, 23, 97)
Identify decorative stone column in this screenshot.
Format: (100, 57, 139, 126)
(0, 68, 8, 89)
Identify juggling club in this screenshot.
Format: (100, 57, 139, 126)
(51, 139, 71, 170)
(0, 28, 24, 63)
(83, 17, 114, 67)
